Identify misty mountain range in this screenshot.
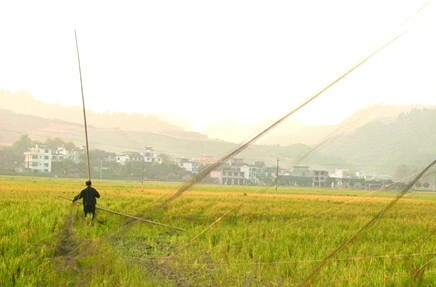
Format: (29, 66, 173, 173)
(1, 89, 435, 176)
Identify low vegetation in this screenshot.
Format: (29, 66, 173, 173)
(2, 176, 436, 286)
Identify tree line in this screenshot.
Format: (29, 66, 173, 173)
(0, 135, 206, 182)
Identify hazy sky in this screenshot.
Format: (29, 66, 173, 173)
(1, 0, 435, 131)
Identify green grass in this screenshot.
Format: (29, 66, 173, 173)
(2, 176, 436, 286)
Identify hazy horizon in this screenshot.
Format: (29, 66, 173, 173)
(1, 0, 435, 133)
(2, 89, 434, 145)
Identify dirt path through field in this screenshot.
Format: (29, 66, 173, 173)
(53, 204, 96, 285)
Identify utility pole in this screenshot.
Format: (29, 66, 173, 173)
(275, 157, 279, 191)
(141, 147, 145, 185)
(433, 174, 436, 192)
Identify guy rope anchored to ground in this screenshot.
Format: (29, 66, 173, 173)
(144, 0, 430, 218)
(137, 1, 436, 282)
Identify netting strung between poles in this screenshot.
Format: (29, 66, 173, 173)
(3, 2, 436, 286)
(126, 2, 436, 285)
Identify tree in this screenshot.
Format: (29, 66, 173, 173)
(12, 135, 32, 153)
(121, 161, 144, 179)
(52, 159, 79, 178)
(45, 138, 66, 150)
(10, 135, 33, 165)
(64, 141, 76, 149)
(0, 146, 16, 171)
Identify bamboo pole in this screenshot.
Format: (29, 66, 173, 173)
(58, 196, 185, 231)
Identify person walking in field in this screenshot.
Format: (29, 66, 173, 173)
(73, 180, 100, 220)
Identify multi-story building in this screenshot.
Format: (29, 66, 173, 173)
(313, 170, 329, 187)
(329, 169, 353, 188)
(24, 144, 52, 173)
(175, 157, 199, 173)
(279, 166, 314, 187)
(52, 146, 83, 163)
(115, 150, 162, 166)
(220, 166, 246, 185)
(240, 164, 261, 185)
(210, 159, 261, 186)
(114, 152, 142, 165)
(115, 154, 132, 165)
(142, 147, 162, 164)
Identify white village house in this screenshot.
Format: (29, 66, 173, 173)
(24, 145, 163, 172)
(210, 158, 263, 186)
(24, 144, 52, 173)
(175, 157, 199, 173)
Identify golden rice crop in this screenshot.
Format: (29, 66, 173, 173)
(2, 176, 436, 286)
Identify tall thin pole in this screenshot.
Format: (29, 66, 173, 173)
(275, 158, 279, 191)
(75, 30, 91, 181)
(141, 154, 145, 185)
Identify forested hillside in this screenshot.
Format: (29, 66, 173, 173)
(2, 89, 435, 176)
(0, 90, 203, 136)
(1, 109, 327, 168)
(320, 108, 436, 175)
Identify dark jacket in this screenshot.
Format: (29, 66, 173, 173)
(74, 186, 100, 206)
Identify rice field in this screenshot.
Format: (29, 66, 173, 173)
(2, 176, 436, 286)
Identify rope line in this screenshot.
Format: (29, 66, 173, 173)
(411, 257, 436, 280)
(299, 157, 436, 286)
(58, 196, 184, 231)
(142, 101, 381, 213)
(175, 203, 243, 253)
(64, 2, 436, 285)
(144, 4, 418, 218)
(171, 107, 431, 253)
(126, 251, 436, 266)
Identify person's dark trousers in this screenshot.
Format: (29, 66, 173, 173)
(84, 204, 96, 219)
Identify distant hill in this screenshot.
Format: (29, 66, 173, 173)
(319, 107, 436, 175)
(2, 89, 436, 176)
(257, 104, 426, 146)
(0, 108, 328, 168)
(0, 90, 204, 138)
